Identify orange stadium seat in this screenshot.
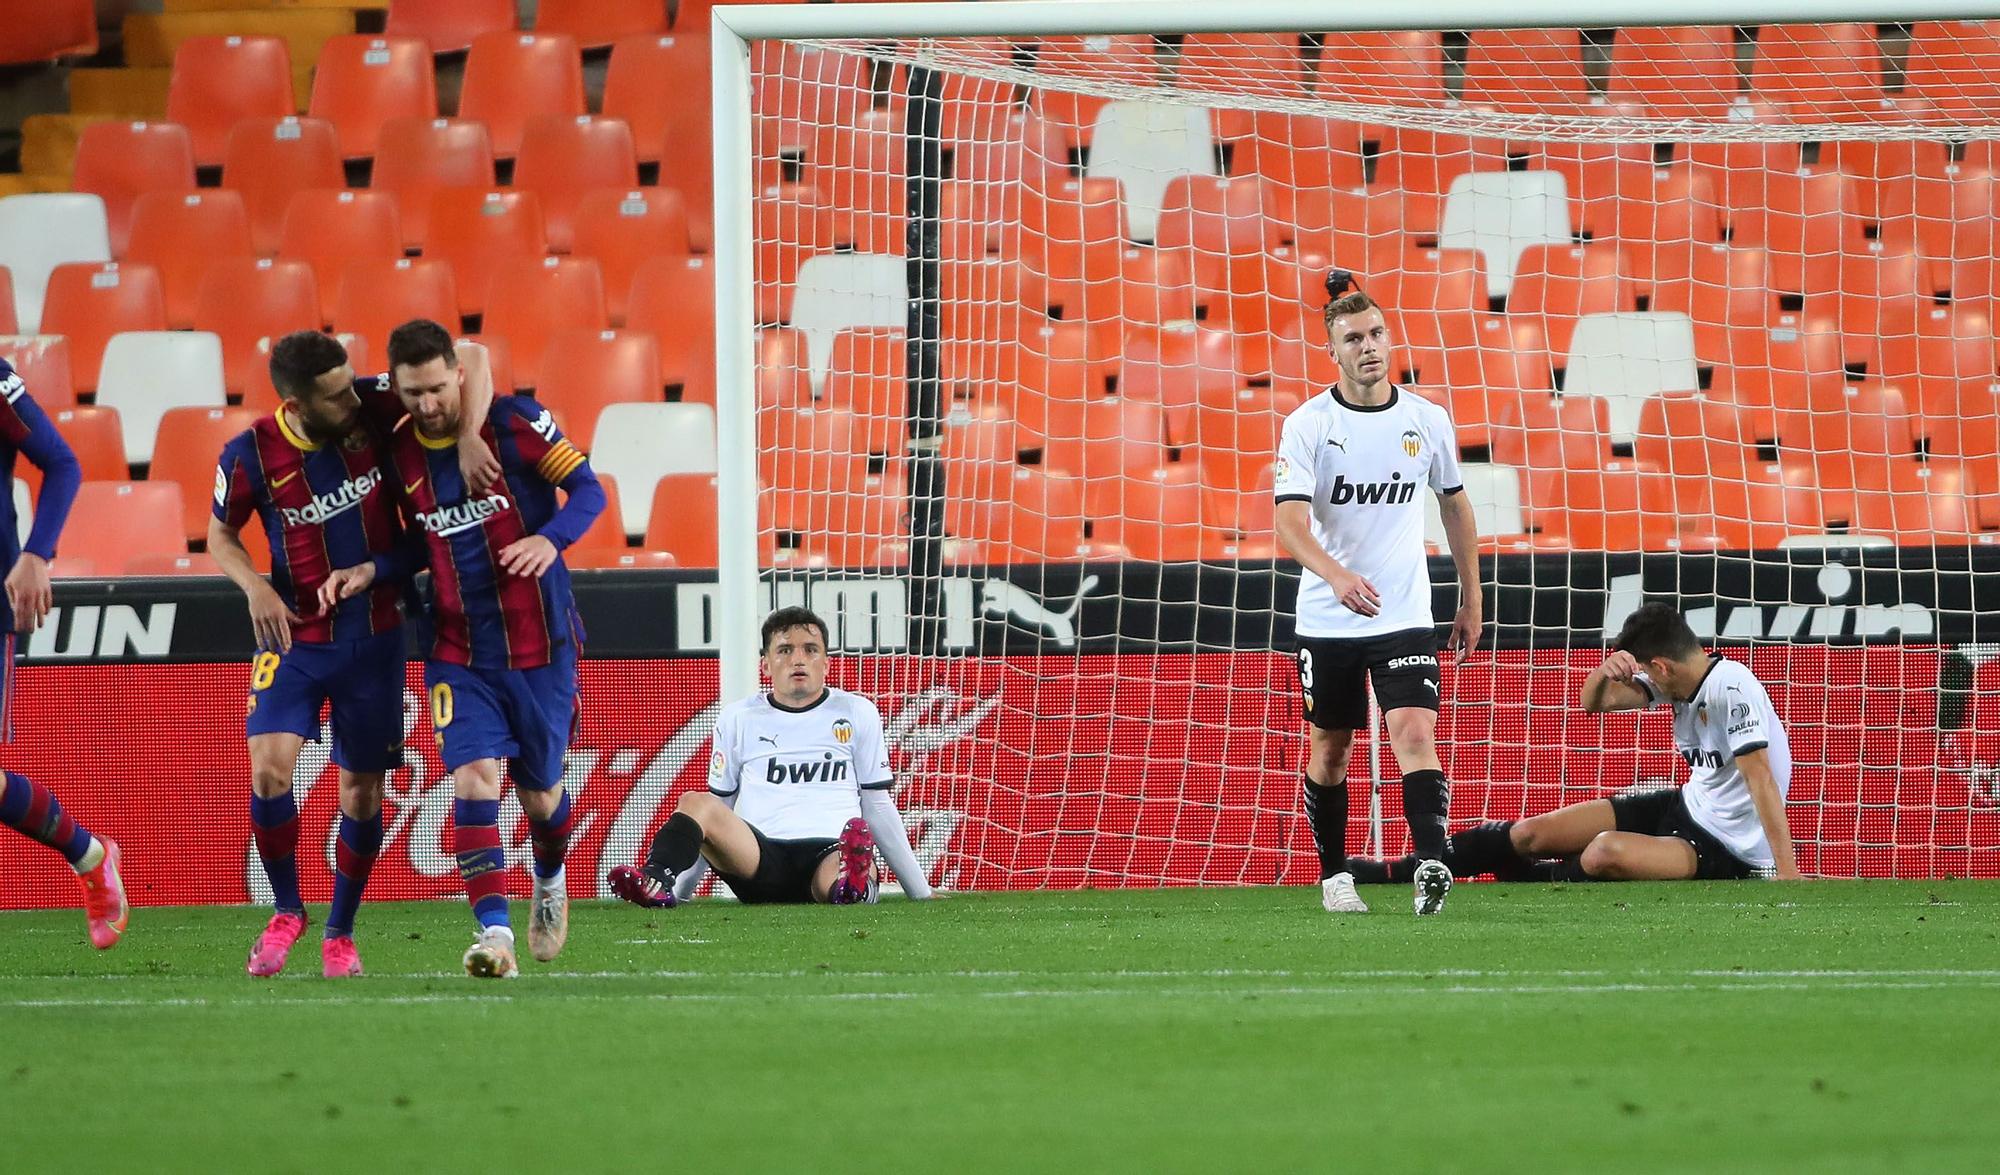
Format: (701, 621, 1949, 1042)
(222, 117, 346, 255)
(1906, 21, 2000, 119)
(1021, 177, 1129, 318)
(571, 188, 691, 325)
(1090, 465, 1205, 562)
(1464, 28, 1591, 115)
(1634, 393, 1755, 514)
(1158, 174, 1284, 274)
(0, 0, 97, 65)
(1508, 243, 1638, 357)
(1608, 26, 1740, 119)
(1178, 33, 1307, 96)
(1875, 303, 1999, 419)
(988, 467, 1089, 562)
(329, 258, 459, 361)
(602, 33, 712, 245)
(459, 32, 586, 159)
(277, 189, 403, 295)
(478, 256, 607, 388)
(151, 406, 260, 543)
(535, 0, 669, 49)
(125, 190, 255, 329)
(1227, 113, 1368, 213)
(1117, 323, 1237, 432)
(1493, 392, 1612, 471)
(370, 117, 496, 251)
(309, 35, 438, 160)
(193, 258, 324, 401)
(823, 327, 906, 454)
(1186, 386, 1284, 491)
(71, 122, 196, 258)
(40, 262, 167, 396)
(1316, 31, 1445, 105)
(0, 337, 76, 408)
(624, 254, 716, 403)
(757, 326, 811, 411)
(750, 180, 838, 324)
(1776, 380, 1915, 493)
(762, 407, 869, 505)
(534, 329, 659, 451)
(1749, 23, 1884, 121)
(1706, 463, 1827, 548)
(49, 407, 129, 481)
(384, 0, 516, 54)
(424, 188, 547, 319)
(65, 482, 187, 565)
(642, 473, 720, 562)
(513, 115, 640, 253)
(1727, 171, 1870, 295)
(1852, 458, 1987, 542)
(165, 36, 296, 168)
(810, 110, 907, 252)
(565, 473, 627, 553)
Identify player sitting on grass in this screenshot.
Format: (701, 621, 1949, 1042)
(608, 607, 937, 907)
(1351, 601, 1803, 884)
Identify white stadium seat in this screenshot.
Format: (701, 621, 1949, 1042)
(788, 253, 905, 395)
(1426, 461, 1524, 544)
(95, 331, 226, 463)
(0, 194, 112, 334)
(588, 401, 716, 537)
(1439, 170, 1570, 299)
(1562, 311, 1700, 442)
(1085, 99, 1217, 242)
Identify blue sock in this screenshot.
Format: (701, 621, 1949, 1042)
(249, 792, 304, 914)
(325, 810, 383, 938)
(453, 798, 510, 929)
(0, 770, 95, 866)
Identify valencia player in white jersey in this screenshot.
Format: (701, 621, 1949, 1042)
(1273, 280, 1482, 916)
(608, 607, 937, 906)
(1352, 601, 1802, 883)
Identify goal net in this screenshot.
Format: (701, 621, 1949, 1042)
(716, 5, 2000, 885)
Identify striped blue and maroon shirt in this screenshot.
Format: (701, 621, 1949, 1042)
(0, 358, 81, 634)
(383, 395, 603, 670)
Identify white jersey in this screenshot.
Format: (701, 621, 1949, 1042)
(707, 687, 894, 841)
(1639, 657, 1792, 870)
(1273, 385, 1462, 639)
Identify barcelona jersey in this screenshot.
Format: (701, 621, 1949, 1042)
(213, 405, 406, 644)
(0, 358, 81, 636)
(384, 395, 601, 671)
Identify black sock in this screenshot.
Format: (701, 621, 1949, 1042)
(1447, 821, 1521, 878)
(1401, 769, 1450, 861)
(1528, 856, 1593, 883)
(645, 812, 704, 882)
(1348, 854, 1418, 885)
(1302, 776, 1350, 880)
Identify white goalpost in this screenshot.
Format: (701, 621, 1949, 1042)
(708, 1, 2000, 886)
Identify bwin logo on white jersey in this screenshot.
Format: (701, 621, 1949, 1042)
(415, 492, 512, 536)
(1326, 472, 1417, 506)
(764, 753, 849, 785)
(279, 467, 384, 527)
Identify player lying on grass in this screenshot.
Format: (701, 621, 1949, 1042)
(608, 607, 937, 907)
(1350, 601, 1803, 884)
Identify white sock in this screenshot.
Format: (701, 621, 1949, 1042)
(536, 866, 565, 894)
(485, 924, 515, 945)
(73, 837, 105, 874)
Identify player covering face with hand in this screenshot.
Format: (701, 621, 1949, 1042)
(609, 607, 938, 908)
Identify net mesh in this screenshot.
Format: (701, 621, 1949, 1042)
(738, 23, 2000, 884)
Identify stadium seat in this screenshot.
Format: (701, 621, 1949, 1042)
(1088, 465, 1205, 563)
(974, 466, 1088, 563)
(571, 188, 691, 325)
(1176, 32, 1306, 96)
(385, 0, 517, 54)
(193, 258, 324, 401)
(1775, 380, 1915, 493)
(564, 473, 627, 553)
(1493, 392, 1613, 473)
(623, 254, 716, 403)
(1508, 244, 1638, 358)
(277, 189, 402, 296)
(124, 190, 255, 329)
(459, 32, 586, 159)
(1906, 21, 2000, 119)
(329, 258, 460, 365)
(603, 33, 713, 245)
(822, 327, 908, 454)
(1706, 462, 1827, 549)
(150, 406, 260, 543)
(1727, 171, 1869, 295)
(1186, 386, 1285, 491)
(1562, 311, 1701, 441)
(308, 35, 437, 161)
(70, 122, 196, 258)
(751, 179, 840, 324)
(0, 336, 76, 408)
(1874, 303, 1999, 420)
(590, 402, 716, 536)
(570, 548, 684, 570)
(165, 36, 296, 168)
(0, 0, 97, 65)
(789, 253, 906, 394)
(478, 256, 607, 388)
(222, 117, 346, 255)
(370, 117, 496, 252)
(424, 188, 547, 319)
(1424, 463, 1525, 545)
(1316, 31, 1445, 104)
(769, 460, 909, 568)
(1117, 323, 1237, 430)
(1464, 29, 1592, 115)
(40, 263, 168, 397)
(1749, 23, 1884, 121)
(1084, 100, 1217, 243)
(0, 194, 112, 335)
(64, 482, 189, 565)
(1608, 26, 1741, 119)
(534, 0, 668, 49)
(95, 332, 227, 464)
(640, 472, 719, 561)
(125, 552, 225, 577)
(810, 109, 908, 252)
(534, 330, 660, 451)
(48, 407, 130, 483)
(513, 116, 640, 253)
(1633, 392, 1754, 514)
(1438, 171, 1572, 299)
(756, 326, 812, 412)
(763, 406, 871, 506)
(1021, 177, 1127, 320)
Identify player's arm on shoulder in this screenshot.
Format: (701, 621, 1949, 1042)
(1580, 650, 1652, 713)
(451, 341, 501, 492)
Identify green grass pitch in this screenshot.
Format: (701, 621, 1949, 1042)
(3, 882, 1996, 1173)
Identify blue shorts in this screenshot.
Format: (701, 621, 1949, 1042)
(245, 630, 407, 773)
(424, 644, 579, 790)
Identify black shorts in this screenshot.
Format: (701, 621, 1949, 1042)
(1609, 788, 1759, 880)
(1295, 628, 1441, 731)
(714, 825, 840, 904)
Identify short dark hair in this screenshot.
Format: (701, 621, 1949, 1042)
(1612, 600, 1703, 662)
(385, 319, 456, 372)
(267, 331, 349, 400)
(761, 606, 829, 652)
(1322, 289, 1381, 334)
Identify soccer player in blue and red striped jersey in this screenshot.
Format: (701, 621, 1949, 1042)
(210, 331, 495, 978)
(0, 357, 128, 948)
(322, 320, 603, 979)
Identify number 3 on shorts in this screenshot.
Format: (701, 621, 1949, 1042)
(1296, 647, 1314, 693)
(430, 682, 454, 729)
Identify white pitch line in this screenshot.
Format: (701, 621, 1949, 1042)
(19, 965, 2000, 983)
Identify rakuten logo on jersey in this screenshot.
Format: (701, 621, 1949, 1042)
(415, 492, 512, 537)
(764, 753, 850, 785)
(1327, 472, 1418, 506)
(279, 467, 384, 527)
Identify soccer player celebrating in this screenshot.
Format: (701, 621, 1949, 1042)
(1273, 280, 1481, 917)
(0, 357, 127, 948)
(212, 331, 496, 977)
(322, 320, 604, 979)
(606, 607, 937, 908)
(1354, 602, 1802, 884)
